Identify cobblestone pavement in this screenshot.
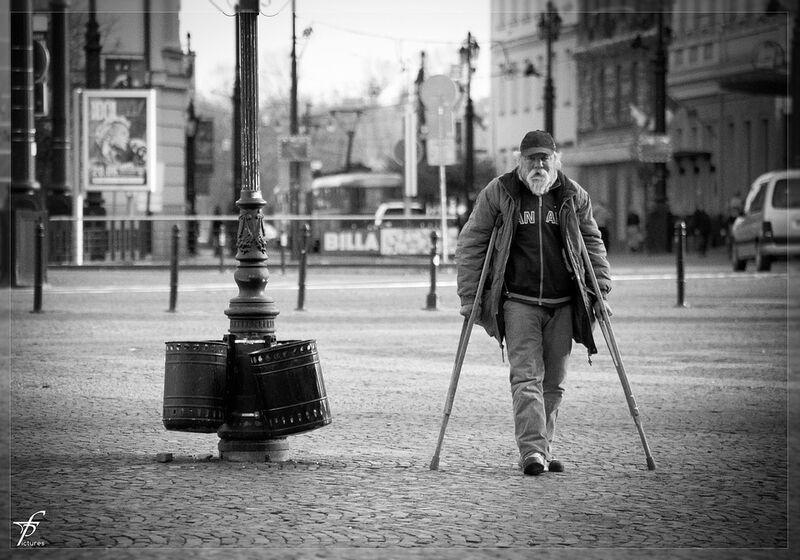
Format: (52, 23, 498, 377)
(3, 252, 798, 559)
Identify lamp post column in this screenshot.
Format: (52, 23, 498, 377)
(84, 0, 104, 219)
(10, 0, 38, 201)
(460, 32, 479, 213)
(48, 0, 72, 216)
(289, 0, 303, 259)
(647, 8, 671, 252)
(544, 24, 554, 135)
(6, 0, 41, 286)
(539, 1, 561, 137)
(218, 0, 284, 462)
(185, 100, 198, 256)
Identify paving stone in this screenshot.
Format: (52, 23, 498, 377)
(5, 264, 797, 558)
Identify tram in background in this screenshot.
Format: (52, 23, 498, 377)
(309, 172, 404, 216)
(308, 172, 422, 253)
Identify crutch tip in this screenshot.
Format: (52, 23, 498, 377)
(429, 457, 440, 471)
(646, 457, 656, 471)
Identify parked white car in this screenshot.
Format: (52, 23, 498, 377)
(373, 201, 426, 227)
(730, 169, 800, 271)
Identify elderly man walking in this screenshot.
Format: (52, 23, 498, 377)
(456, 130, 612, 476)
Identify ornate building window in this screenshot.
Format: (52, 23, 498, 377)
(104, 57, 146, 88)
(594, 66, 604, 128)
(614, 64, 623, 124)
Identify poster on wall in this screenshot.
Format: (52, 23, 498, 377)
(81, 89, 156, 192)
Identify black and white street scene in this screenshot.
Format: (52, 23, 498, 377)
(2, 0, 798, 558)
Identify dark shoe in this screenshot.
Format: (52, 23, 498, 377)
(522, 452, 545, 476)
(547, 459, 564, 473)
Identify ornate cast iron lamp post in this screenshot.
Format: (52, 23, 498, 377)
(459, 32, 479, 212)
(538, 1, 561, 137)
(217, 0, 283, 461)
(648, 8, 671, 252)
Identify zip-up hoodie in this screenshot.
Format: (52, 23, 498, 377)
(504, 175, 573, 306)
(456, 168, 611, 356)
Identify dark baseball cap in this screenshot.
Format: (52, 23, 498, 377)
(519, 130, 556, 156)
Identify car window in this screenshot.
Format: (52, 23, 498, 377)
(379, 207, 421, 215)
(747, 183, 767, 213)
(771, 178, 800, 209)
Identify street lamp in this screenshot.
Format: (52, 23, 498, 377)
(184, 100, 199, 255)
(648, 7, 671, 252)
(538, 1, 562, 137)
(459, 32, 479, 212)
(217, 0, 283, 461)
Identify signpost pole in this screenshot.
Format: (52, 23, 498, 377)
(420, 75, 459, 267)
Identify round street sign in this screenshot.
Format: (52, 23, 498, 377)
(392, 139, 423, 165)
(420, 75, 459, 107)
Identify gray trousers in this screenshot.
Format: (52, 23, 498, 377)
(503, 300, 573, 462)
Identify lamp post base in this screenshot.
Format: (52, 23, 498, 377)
(218, 436, 289, 462)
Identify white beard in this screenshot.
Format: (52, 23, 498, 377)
(525, 169, 556, 196)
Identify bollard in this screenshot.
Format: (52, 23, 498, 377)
(426, 230, 440, 310)
(32, 218, 44, 313)
(674, 220, 687, 308)
(296, 223, 310, 311)
(169, 225, 180, 312)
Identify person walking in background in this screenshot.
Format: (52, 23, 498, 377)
(455, 130, 612, 476)
(211, 205, 224, 257)
(692, 207, 712, 257)
(626, 210, 642, 252)
(592, 200, 612, 251)
(726, 191, 743, 255)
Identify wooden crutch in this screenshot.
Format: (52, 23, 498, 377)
(576, 220, 657, 471)
(430, 224, 499, 471)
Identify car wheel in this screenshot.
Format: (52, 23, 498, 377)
(755, 243, 771, 272)
(731, 244, 746, 272)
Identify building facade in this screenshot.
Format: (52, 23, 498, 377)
(2, 0, 195, 264)
(490, 0, 580, 174)
(489, 0, 795, 251)
(61, 0, 193, 221)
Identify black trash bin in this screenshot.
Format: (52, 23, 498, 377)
(250, 340, 331, 437)
(163, 341, 227, 433)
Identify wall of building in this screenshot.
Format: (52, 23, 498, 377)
(21, 0, 194, 260)
(0, 1, 9, 209)
(488, 0, 793, 251)
(490, 0, 579, 175)
(667, 5, 790, 223)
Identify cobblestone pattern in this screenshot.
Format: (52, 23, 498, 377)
(5, 264, 798, 559)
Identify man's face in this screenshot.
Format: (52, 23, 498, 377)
(519, 152, 556, 194)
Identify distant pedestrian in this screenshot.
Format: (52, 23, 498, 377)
(456, 130, 612, 476)
(211, 206, 224, 257)
(726, 191, 743, 255)
(692, 208, 711, 256)
(728, 191, 743, 221)
(626, 211, 642, 253)
(593, 200, 612, 251)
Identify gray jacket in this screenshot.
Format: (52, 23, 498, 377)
(455, 169, 612, 356)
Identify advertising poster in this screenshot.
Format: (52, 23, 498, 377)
(81, 89, 156, 192)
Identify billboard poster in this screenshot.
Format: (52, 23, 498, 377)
(81, 89, 156, 192)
